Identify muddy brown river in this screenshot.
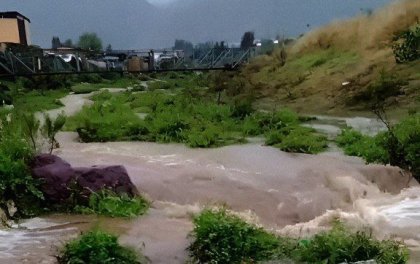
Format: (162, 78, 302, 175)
(2, 91, 420, 263)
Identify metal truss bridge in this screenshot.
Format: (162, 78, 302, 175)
(0, 47, 254, 78)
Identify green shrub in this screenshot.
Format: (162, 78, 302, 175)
(392, 114, 420, 180)
(21, 75, 73, 90)
(66, 97, 147, 142)
(295, 222, 408, 264)
(188, 209, 288, 263)
(243, 109, 300, 136)
(0, 113, 44, 217)
(100, 71, 122, 80)
(58, 229, 143, 264)
(71, 83, 102, 94)
(0, 82, 12, 105)
(146, 111, 189, 143)
(266, 126, 328, 154)
(187, 125, 221, 148)
(393, 23, 420, 63)
(70, 90, 326, 153)
(13, 89, 66, 112)
(336, 129, 389, 164)
(148, 81, 173, 90)
(42, 113, 66, 154)
(353, 70, 406, 104)
(76, 73, 103, 84)
(188, 209, 409, 264)
(231, 100, 254, 120)
(75, 191, 149, 218)
(336, 114, 420, 181)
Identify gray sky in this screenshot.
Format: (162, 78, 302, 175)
(1, 0, 394, 49)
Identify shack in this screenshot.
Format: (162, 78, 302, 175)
(0, 11, 31, 46)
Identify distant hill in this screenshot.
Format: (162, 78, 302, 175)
(240, 0, 420, 117)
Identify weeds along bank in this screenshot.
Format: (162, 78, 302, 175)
(188, 208, 409, 264)
(231, 0, 420, 116)
(336, 113, 420, 182)
(65, 81, 328, 154)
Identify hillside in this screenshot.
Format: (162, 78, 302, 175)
(241, 0, 420, 118)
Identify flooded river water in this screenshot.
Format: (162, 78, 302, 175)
(1, 92, 420, 263)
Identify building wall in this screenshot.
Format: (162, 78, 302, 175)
(0, 18, 20, 44)
(24, 19, 31, 45)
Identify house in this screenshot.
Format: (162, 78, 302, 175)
(0, 11, 31, 46)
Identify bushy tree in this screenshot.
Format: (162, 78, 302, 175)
(63, 39, 73, 48)
(173, 39, 194, 57)
(51, 36, 61, 49)
(78, 32, 103, 52)
(105, 44, 112, 52)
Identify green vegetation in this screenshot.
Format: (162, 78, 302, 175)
(13, 89, 66, 112)
(337, 114, 420, 181)
(188, 208, 288, 263)
(71, 77, 136, 94)
(393, 23, 420, 63)
(20, 75, 73, 91)
(58, 229, 144, 264)
(336, 129, 389, 164)
(74, 191, 149, 218)
(189, 209, 409, 264)
(77, 32, 103, 52)
(265, 126, 328, 154)
(66, 94, 145, 142)
(67, 88, 327, 153)
(289, 49, 359, 71)
(0, 112, 44, 218)
(243, 109, 327, 153)
(351, 70, 407, 106)
(295, 221, 408, 264)
(42, 113, 67, 154)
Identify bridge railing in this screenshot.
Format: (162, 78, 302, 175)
(0, 47, 255, 78)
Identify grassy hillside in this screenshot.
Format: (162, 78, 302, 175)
(240, 0, 420, 118)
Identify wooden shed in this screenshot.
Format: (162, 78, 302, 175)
(0, 11, 31, 46)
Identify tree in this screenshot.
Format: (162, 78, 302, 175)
(240, 31, 255, 49)
(173, 39, 194, 57)
(367, 71, 419, 183)
(106, 44, 112, 53)
(63, 39, 73, 48)
(52, 36, 61, 49)
(42, 113, 67, 154)
(78, 32, 103, 52)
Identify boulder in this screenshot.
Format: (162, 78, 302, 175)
(30, 154, 139, 205)
(31, 154, 75, 204)
(74, 165, 139, 202)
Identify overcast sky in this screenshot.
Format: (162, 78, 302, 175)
(1, 0, 394, 49)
